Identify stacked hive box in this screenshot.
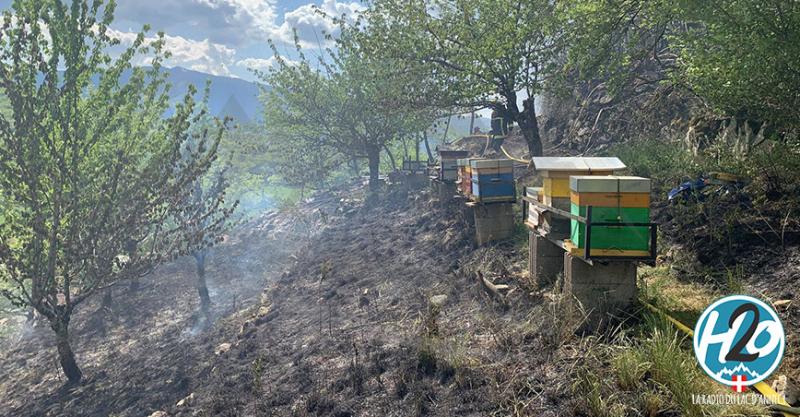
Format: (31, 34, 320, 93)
(470, 159, 516, 203)
(438, 150, 469, 182)
(524, 187, 543, 228)
(567, 176, 651, 257)
(457, 158, 472, 196)
(531, 157, 626, 238)
(402, 160, 425, 172)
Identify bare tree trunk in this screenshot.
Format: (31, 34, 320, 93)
(382, 144, 397, 170)
(423, 131, 433, 161)
(193, 251, 211, 323)
(52, 319, 82, 383)
(517, 97, 543, 156)
(415, 135, 420, 162)
(469, 111, 475, 134)
(366, 144, 381, 191)
(442, 115, 452, 144)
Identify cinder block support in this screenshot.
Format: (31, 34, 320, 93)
(563, 253, 637, 325)
(473, 203, 514, 245)
(438, 181, 457, 203)
(461, 201, 476, 229)
(406, 173, 429, 190)
(529, 232, 564, 287)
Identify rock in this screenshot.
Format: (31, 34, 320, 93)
(215, 343, 232, 355)
(429, 295, 448, 308)
(176, 393, 195, 407)
(148, 412, 168, 417)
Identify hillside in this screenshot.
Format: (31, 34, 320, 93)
(2, 166, 797, 416)
(158, 67, 262, 123)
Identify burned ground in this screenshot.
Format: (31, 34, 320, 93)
(1, 173, 798, 417)
(0, 196, 330, 417)
(171, 185, 579, 417)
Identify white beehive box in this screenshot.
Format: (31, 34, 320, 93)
(569, 176, 651, 193)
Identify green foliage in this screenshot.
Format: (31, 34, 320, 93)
(564, 0, 800, 131)
(364, 0, 564, 155)
(672, 0, 800, 129)
(0, 0, 231, 381)
(608, 138, 699, 193)
(260, 18, 434, 190)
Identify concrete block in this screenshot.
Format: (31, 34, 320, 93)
(474, 202, 515, 245)
(435, 180, 457, 204)
(563, 253, 637, 325)
(529, 232, 564, 287)
(403, 172, 429, 190)
(460, 201, 476, 229)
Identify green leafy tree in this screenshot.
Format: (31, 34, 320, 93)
(260, 21, 434, 191)
(363, 0, 564, 156)
(672, 0, 800, 130)
(0, 0, 232, 382)
(563, 0, 800, 132)
(182, 163, 236, 326)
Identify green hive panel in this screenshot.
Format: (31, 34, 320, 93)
(570, 203, 650, 250)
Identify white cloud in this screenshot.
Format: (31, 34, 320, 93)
(236, 57, 278, 72)
(114, 0, 278, 47)
(236, 56, 299, 72)
(270, 0, 364, 48)
(108, 29, 237, 76)
(105, 1, 365, 78)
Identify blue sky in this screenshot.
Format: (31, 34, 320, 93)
(0, 0, 364, 81)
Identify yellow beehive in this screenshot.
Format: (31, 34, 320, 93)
(532, 157, 627, 240)
(533, 157, 625, 201)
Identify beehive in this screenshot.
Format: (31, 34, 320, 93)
(457, 158, 472, 195)
(533, 157, 625, 204)
(438, 150, 469, 182)
(532, 157, 626, 238)
(470, 159, 515, 203)
(524, 187, 543, 228)
(568, 176, 651, 255)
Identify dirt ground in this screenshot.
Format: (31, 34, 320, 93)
(168, 182, 580, 417)
(1, 166, 798, 417)
(0, 193, 334, 417)
(0, 176, 585, 417)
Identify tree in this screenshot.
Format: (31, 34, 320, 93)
(672, 0, 800, 131)
(264, 130, 340, 199)
(363, 0, 565, 156)
(562, 0, 800, 133)
(182, 163, 236, 326)
(179, 101, 238, 326)
(260, 21, 435, 191)
(0, 0, 232, 383)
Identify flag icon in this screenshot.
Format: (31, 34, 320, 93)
(731, 374, 748, 392)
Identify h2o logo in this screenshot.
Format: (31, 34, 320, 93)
(693, 295, 785, 390)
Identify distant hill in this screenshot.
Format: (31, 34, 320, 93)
(218, 95, 252, 125)
(160, 67, 262, 124)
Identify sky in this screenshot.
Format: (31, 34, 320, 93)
(0, 0, 364, 81)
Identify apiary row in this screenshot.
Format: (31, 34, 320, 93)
(525, 157, 655, 260)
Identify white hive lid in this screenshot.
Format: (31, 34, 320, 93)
(470, 159, 514, 169)
(570, 175, 651, 193)
(532, 157, 626, 172)
(582, 157, 627, 171)
(525, 187, 542, 197)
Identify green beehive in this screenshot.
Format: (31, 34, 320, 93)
(569, 176, 651, 253)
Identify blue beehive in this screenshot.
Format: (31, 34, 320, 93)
(470, 159, 516, 202)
